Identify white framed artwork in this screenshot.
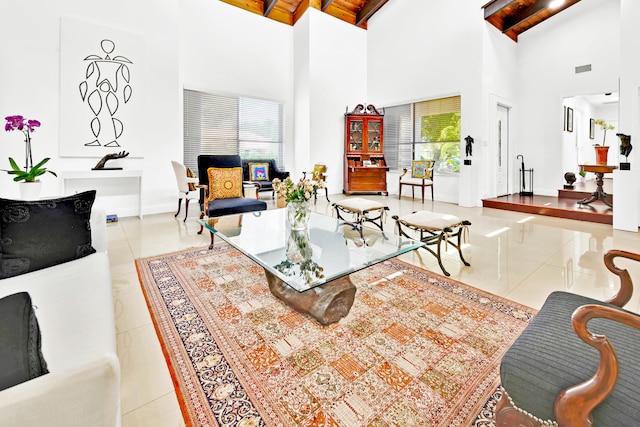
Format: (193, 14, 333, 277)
(60, 17, 144, 158)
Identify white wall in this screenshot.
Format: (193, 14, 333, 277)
(0, 0, 180, 216)
(292, 10, 367, 195)
(0, 0, 296, 217)
(617, 0, 640, 231)
(516, 0, 620, 196)
(308, 10, 367, 195)
(366, 0, 514, 205)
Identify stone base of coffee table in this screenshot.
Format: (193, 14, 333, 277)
(264, 271, 357, 325)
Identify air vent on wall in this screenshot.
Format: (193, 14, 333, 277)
(575, 64, 592, 73)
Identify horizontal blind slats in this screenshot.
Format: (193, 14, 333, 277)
(183, 89, 284, 175)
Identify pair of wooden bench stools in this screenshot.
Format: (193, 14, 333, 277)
(332, 197, 471, 276)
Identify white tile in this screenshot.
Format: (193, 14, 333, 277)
(108, 197, 640, 424)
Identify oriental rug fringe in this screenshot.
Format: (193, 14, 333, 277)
(136, 244, 535, 427)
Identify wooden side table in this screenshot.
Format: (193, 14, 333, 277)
(577, 164, 618, 208)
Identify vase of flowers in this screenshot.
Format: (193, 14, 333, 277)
(273, 176, 324, 230)
(286, 200, 311, 230)
(3, 115, 57, 196)
(593, 119, 615, 165)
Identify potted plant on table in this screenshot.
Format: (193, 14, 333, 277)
(593, 119, 615, 165)
(3, 115, 57, 199)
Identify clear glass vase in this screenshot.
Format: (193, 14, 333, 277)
(286, 200, 311, 230)
(285, 229, 312, 262)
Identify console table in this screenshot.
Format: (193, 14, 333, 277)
(577, 164, 617, 208)
(60, 170, 143, 218)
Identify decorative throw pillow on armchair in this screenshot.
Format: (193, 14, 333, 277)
(207, 167, 244, 201)
(248, 162, 270, 181)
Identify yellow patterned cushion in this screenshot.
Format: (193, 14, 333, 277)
(207, 167, 243, 201)
(248, 162, 269, 181)
(411, 160, 433, 179)
(186, 167, 197, 191)
(312, 164, 326, 181)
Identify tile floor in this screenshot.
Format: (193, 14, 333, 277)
(110, 193, 640, 426)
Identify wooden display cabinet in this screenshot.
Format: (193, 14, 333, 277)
(343, 104, 389, 195)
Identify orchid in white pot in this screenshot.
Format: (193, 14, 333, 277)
(3, 115, 57, 182)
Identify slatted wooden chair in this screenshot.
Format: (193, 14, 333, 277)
(496, 249, 640, 427)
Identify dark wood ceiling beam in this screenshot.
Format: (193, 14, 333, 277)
(321, 0, 334, 12)
(483, 0, 516, 19)
(502, 1, 547, 33)
(355, 0, 388, 26)
(263, 0, 278, 17)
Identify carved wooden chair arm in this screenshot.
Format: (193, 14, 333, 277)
(554, 304, 640, 426)
(603, 249, 640, 307)
(399, 168, 409, 180)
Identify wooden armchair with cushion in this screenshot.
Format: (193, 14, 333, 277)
(197, 155, 267, 249)
(241, 158, 290, 198)
(399, 160, 434, 203)
(497, 249, 640, 426)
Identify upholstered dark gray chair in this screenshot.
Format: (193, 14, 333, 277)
(241, 158, 289, 198)
(497, 249, 640, 427)
(197, 155, 267, 249)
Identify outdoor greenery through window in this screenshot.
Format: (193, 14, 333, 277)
(383, 96, 461, 174)
(183, 89, 284, 175)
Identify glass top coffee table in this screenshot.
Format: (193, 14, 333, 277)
(198, 209, 423, 324)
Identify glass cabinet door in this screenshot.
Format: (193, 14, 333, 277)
(368, 120, 381, 152)
(349, 120, 363, 151)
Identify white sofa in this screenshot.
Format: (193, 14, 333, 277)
(0, 209, 120, 427)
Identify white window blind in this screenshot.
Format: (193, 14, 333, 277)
(383, 96, 461, 174)
(183, 89, 284, 175)
(382, 104, 412, 171)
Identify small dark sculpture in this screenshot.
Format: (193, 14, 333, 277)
(617, 133, 632, 159)
(464, 135, 474, 157)
(92, 151, 129, 170)
(564, 172, 576, 189)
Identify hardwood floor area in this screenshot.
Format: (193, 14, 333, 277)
(482, 179, 613, 224)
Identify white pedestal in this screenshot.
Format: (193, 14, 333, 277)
(613, 168, 639, 232)
(60, 170, 143, 218)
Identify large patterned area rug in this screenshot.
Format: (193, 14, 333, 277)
(136, 244, 535, 427)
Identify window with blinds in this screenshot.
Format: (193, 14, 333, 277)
(183, 89, 284, 175)
(384, 96, 461, 174)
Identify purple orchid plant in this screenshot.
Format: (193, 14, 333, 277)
(3, 115, 56, 182)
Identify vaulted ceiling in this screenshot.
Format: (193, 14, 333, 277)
(221, 0, 582, 41)
(483, 0, 582, 42)
(220, 0, 389, 29)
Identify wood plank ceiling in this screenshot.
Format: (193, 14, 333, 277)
(220, 0, 389, 29)
(483, 0, 582, 42)
(221, 0, 581, 41)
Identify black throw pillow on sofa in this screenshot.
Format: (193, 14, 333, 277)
(0, 190, 97, 279)
(0, 292, 48, 391)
